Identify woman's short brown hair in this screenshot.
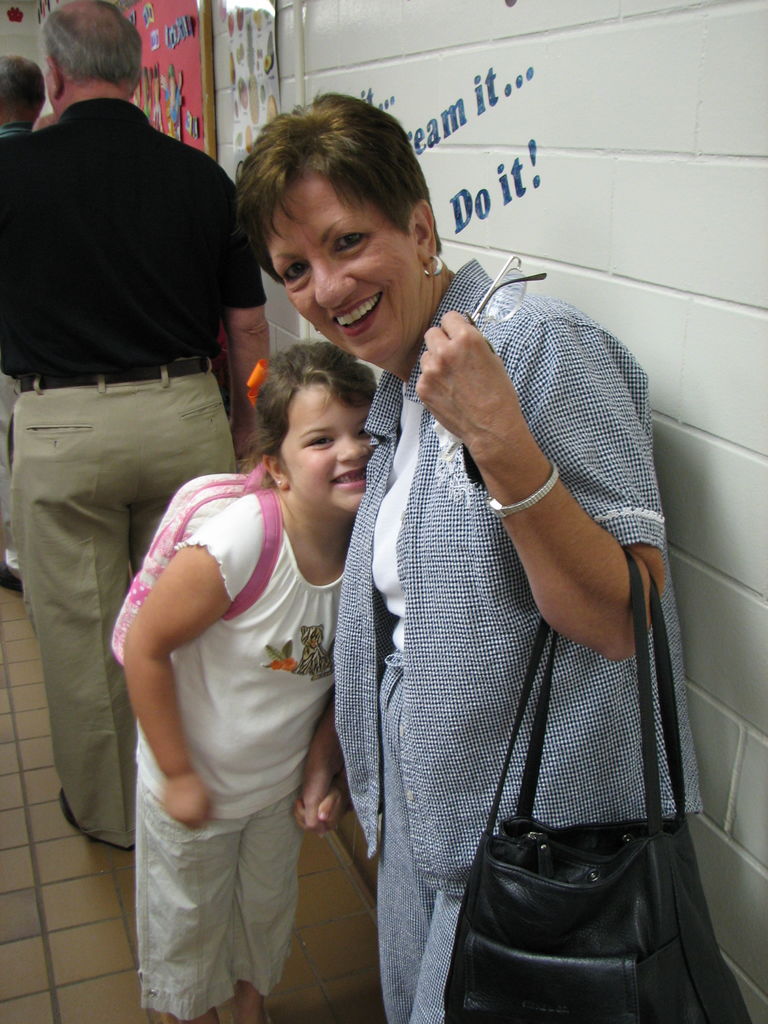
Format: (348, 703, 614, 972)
(236, 92, 440, 282)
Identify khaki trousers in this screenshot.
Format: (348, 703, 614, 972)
(11, 370, 235, 847)
(0, 371, 18, 566)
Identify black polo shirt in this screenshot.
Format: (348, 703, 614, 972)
(0, 99, 266, 377)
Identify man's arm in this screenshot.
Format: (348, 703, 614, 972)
(222, 303, 270, 459)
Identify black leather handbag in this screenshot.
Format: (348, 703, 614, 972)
(445, 553, 752, 1023)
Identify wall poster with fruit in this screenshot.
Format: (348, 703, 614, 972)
(218, 1, 279, 166)
(118, 0, 216, 157)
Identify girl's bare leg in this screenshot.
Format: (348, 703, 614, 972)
(158, 1009, 219, 1024)
(233, 980, 268, 1024)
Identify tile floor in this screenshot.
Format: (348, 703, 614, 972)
(0, 581, 386, 1023)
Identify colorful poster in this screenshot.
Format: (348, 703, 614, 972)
(122, 0, 208, 153)
(219, 3, 279, 159)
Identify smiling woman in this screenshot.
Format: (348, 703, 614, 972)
(237, 93, 441, 273)
(235, 93, 701, 1024)
(266, 173, 448, 379)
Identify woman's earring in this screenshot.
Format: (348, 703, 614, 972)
(423, 255, 444, 277)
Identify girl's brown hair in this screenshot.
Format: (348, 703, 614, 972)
(247, 341, 376, 475)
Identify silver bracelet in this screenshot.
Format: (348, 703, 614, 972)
(486, 462, 559, 518)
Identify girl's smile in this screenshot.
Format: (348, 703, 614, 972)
(265, 384, 372, 521)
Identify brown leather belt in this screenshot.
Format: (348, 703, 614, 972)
(17, 356, 211, 392)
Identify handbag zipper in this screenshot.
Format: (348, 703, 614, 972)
(527, 831, 554, 877)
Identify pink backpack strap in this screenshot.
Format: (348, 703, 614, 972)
(169, 474, 251, 550)
(242, 464, 267, 492)
(223, 487, 282, 619)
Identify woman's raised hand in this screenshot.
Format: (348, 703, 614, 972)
(418, 311, 524, 456)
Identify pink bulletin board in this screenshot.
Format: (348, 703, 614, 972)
(119, 0, 216, 157)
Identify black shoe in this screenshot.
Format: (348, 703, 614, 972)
(0, 561, 22, 592)
(58, 789, 135, 851)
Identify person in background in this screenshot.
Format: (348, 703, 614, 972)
(0, 55, 43, 138)
(123, 342, 374, 1024)
(236, 93, 700, 1024)
(0, 55, 45, 592)
(0, 1, 269, 850)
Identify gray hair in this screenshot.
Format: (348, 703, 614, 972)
(0, 56, 45, 119)
(42, 1, 142, 91)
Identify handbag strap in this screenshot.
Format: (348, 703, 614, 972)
(628, 551, 663, 833)
(650, 579, 687, 813)
(489, 550, 686, 836)
(483, 617, 555, 837)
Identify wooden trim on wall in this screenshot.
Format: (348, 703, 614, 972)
(197, 0, 216, 158)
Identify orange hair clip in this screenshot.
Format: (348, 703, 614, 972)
(246, 359, 268, 407)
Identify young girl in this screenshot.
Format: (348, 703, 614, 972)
(122, 342, 375, 1024)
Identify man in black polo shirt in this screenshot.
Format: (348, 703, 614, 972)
(0, 1, 269, 848)
(0, 56, 45, 593)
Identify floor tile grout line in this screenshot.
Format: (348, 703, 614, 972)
(270, 838, 377, 1022)
(285, 928, 340, 1023)
(1, 591, 147, 1015)
(2, 591, 384, 1022)
(291, 843, 379, 1022)
(0, 604, 63, 1023)
(326, 832, 377, 922)
(114, 859, 155, 1022)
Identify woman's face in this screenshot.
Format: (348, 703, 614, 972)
(267, 174, 439, 380)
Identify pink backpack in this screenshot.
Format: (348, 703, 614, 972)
(112, 467, 282, 665)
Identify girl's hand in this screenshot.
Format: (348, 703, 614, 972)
(293, 771, 350, 836)
(162, 771, 212, 829)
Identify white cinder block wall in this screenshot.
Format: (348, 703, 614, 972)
(217, 1, 768, 1016)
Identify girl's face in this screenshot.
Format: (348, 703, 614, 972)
(267, 173, 441, 381)
(266, 384, 372, 521)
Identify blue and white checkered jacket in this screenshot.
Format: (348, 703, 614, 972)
(335, 260, 700, 893)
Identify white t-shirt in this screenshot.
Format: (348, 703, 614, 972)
(137, 492, 338, 818)
(372, 389, 422, 650)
